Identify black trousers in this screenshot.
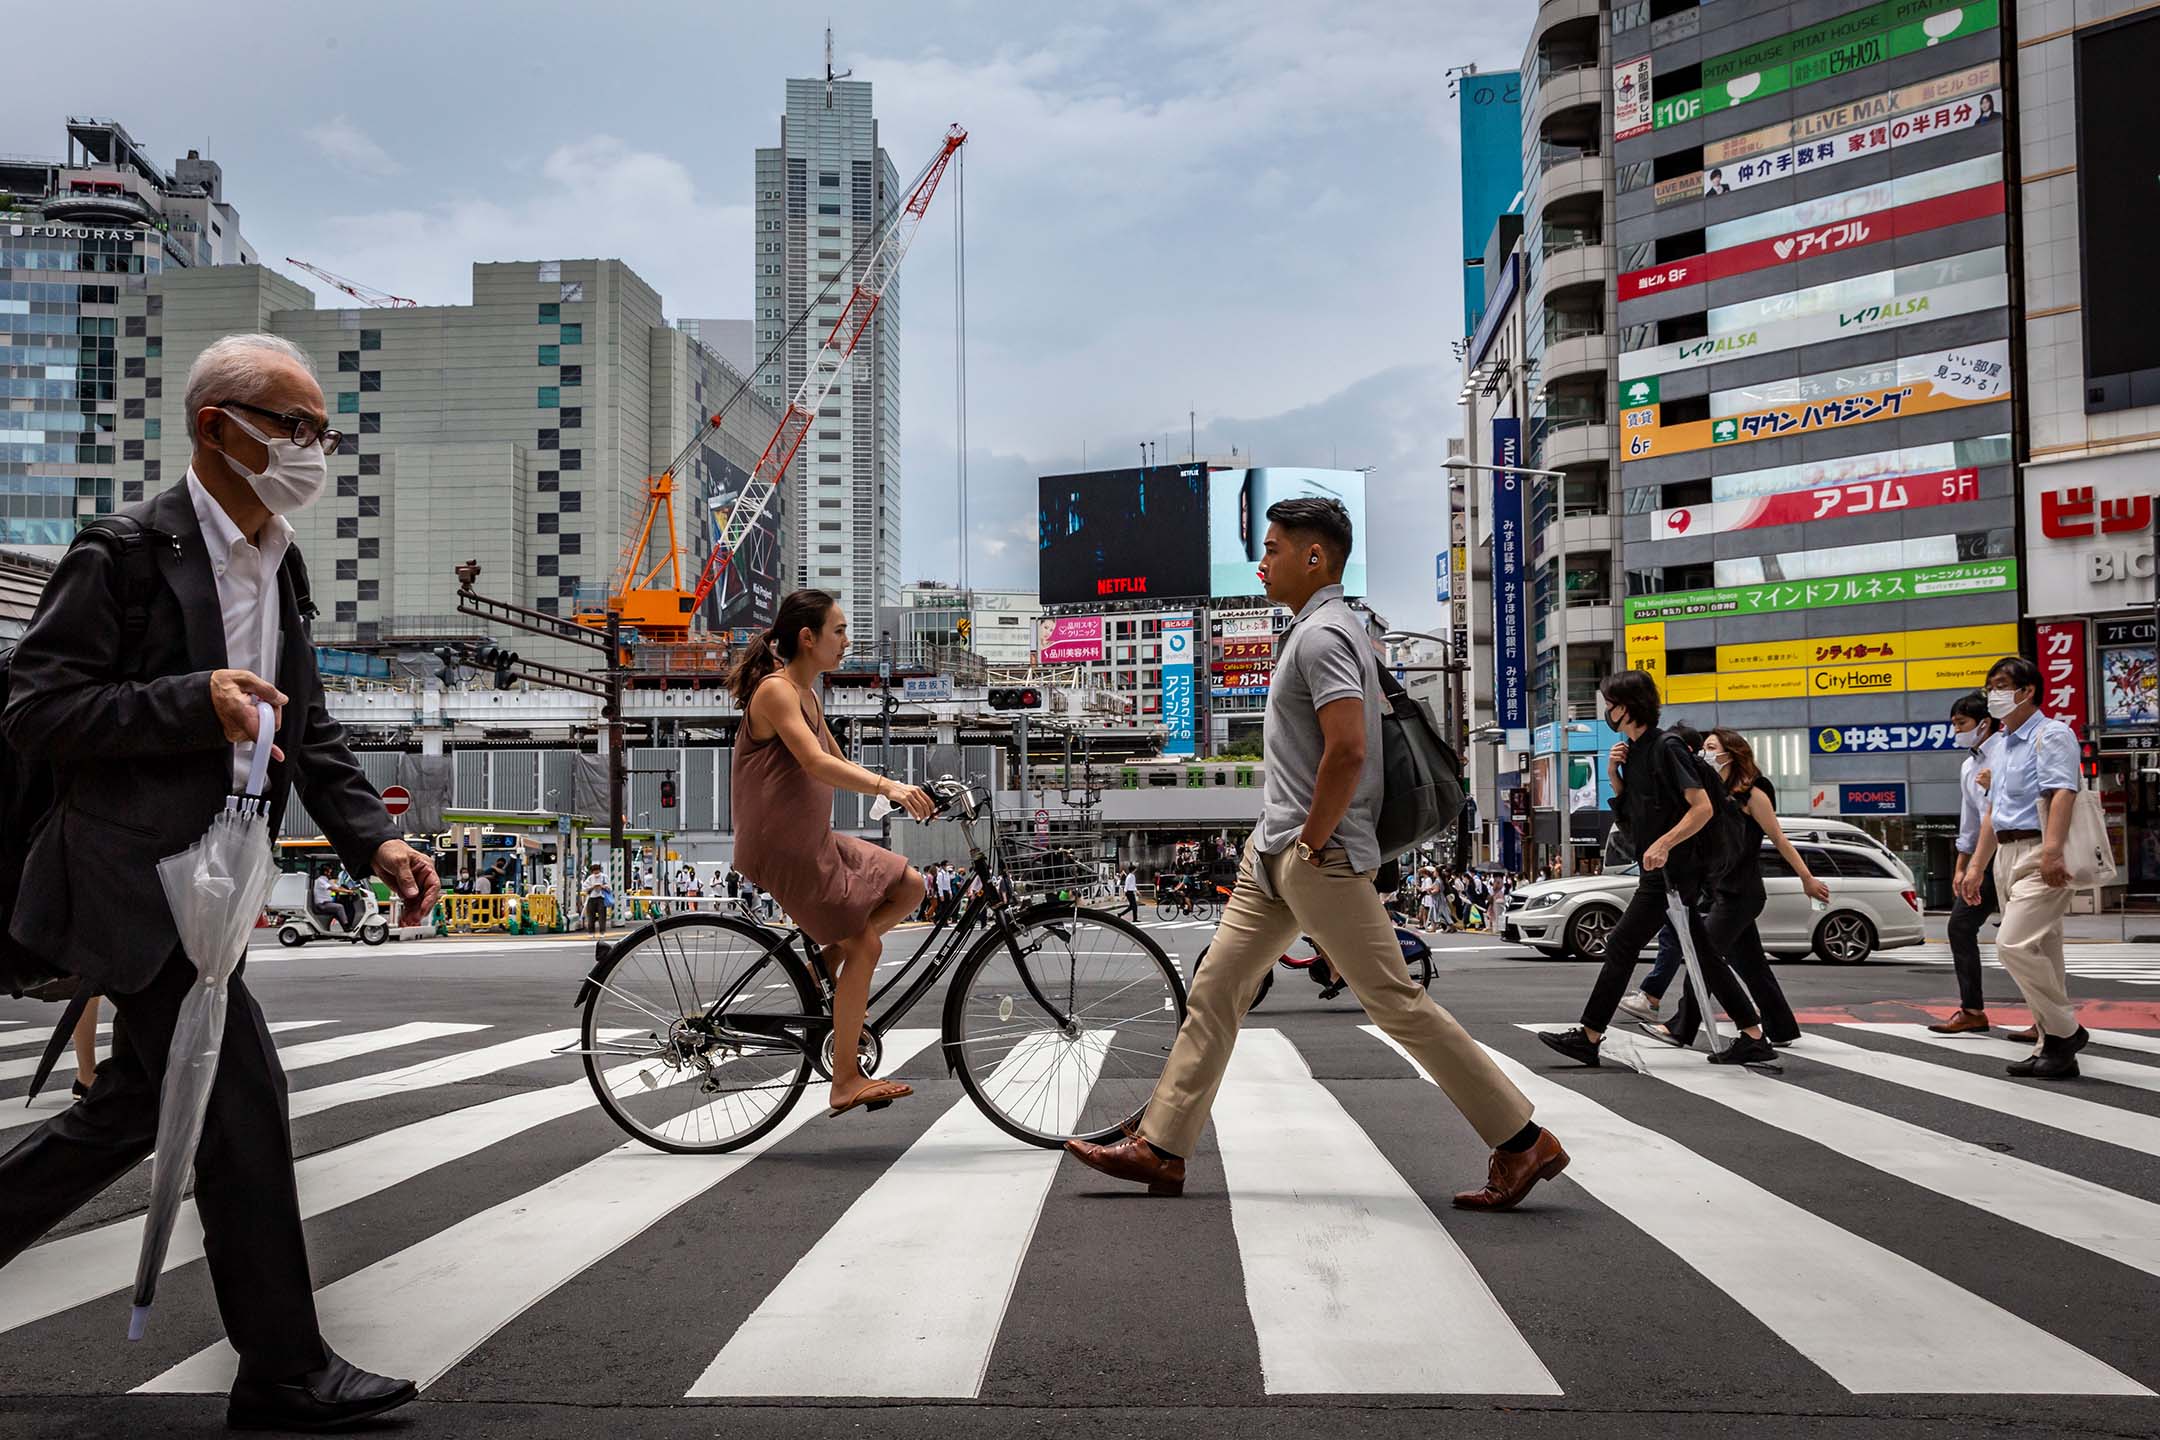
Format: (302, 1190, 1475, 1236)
(0, 950, 325, 1382)
(1121, 892, 1139, 920)
(1581, 866, 1760, 1035)
(1947, 864, 2000, 1013)
(1666, 880, 1799, 1045)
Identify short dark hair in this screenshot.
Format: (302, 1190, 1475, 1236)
(1950, 690, 1991, 725)
(1986, 655, 2040, 693)
(1265, 496, 1353, 572)
(1668, 722, 1703, 753)
(1600, 668, 1662, 729)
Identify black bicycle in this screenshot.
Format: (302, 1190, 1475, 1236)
(571, 777, 1187, 1153)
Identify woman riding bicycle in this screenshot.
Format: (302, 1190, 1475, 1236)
(728, 589, 936, 1117)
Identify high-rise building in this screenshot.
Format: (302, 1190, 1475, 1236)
(753, 76, 903, 625)
(1611, 0, 2015, 899)
(1, 117, 255, 551)
(2010, 1, 2158, 894)
(676, 317, 755, 377)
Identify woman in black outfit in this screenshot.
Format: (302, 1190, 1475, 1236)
(1648, 727, 1830, 1048)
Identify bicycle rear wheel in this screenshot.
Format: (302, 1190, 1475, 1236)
(580, 914, 817, 1154)
(944, 905, 1185, 1147)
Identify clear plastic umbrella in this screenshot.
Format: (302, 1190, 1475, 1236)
(128, 702, 281, 1341)
(1664, 888, 1723, 1054)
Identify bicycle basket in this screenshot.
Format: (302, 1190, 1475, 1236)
(994, 806, 1112, 896)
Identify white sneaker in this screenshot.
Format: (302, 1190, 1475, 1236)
(1616, 991, 1661, 1023)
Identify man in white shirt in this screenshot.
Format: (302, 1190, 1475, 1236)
(1120, 863, 1140, 920)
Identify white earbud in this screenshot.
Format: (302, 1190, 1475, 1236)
(1307, 554, 1318, 567)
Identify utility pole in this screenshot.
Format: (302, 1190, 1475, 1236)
(605, 610, 625, 868)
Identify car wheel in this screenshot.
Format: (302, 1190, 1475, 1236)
(276, 924, 305, 948)
(1813, 912, 1875, 965)
(1566, 905, 1620, 961)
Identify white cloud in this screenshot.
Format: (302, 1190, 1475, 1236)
(304, 116, 402, 177)
(283, 137, 752, 317)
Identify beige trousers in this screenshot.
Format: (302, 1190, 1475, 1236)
(1990, 837, 2079, 1045)
(1140, 841, 1533, 1158)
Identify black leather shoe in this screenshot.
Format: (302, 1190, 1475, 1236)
(228, 1350, 418, 1432)
(1537, 1027, 1602, 1067)
(2029, 1053, 2080, 1081)
(1708, 1034, 1779, 1067)
(2043, 1025, 2090, 1057)
(2006, 1054, 2042, 1078)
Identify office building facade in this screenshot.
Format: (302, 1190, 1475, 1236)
(1612, 0, 2016, 896)
(1, 118, 254, 551)
(753, 78, 903, 626)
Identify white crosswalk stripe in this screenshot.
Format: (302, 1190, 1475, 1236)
(5, 1013, 2160, 1403)
(1846, 1023, 2160, 1096)
(0, 1019, 330, 1085)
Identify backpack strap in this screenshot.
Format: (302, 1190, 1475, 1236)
(72, 515, 172, 654)
(281, 544, 319, 623)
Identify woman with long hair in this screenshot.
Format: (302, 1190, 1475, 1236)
(1929, 690, 2003, 1034)
(1647, 727, 1829, 1048)
(728, 589, 937, 1116)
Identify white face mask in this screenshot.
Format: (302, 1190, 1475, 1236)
(1985, 688, 2021, 722)
(1953, 726, 1983, 750)
(219, 408, 328, 515)
(1706, 751, 1728, 775)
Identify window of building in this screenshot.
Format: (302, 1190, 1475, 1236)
(360, 411, 381, 433)
(336, 517, 358, 539)
(538, 261, 561, 283)
(559, 491, 581, 512)
(819, 173, 840, 186)
(122, 480, 144, 502)
(560, 406, 581, 429)
(335, 601, 357, 623)
(536, 596, 558, 615)
(336, 559, 358, 580)
(357, 495, 381, 517)
(123, 398, 144, 420)
(537, 471, 558, 492)
(144, 338, 161, 358)
(144, 377, 160, 399)
(356, 579, 379, 601)
(359, 371, 381, 392)
(538, 513, 558, 534)
(122, 440, 142, 461)
(818, 204, 841, 216)
(359, 453, 381, 476)
(560, 281, 584, 302)
(144, 460, 160, 485)
(539, 303, 559, 323)
(538, 555, 558, 576)
(147, 294, 162, 316)
(819, 227, 839, 238)
(538, 386, 559, 408)
(123, 358, 144, 380)
(560, 449, 580, 471)
(359, 329, 381, 350)
(338, 351, 360, 372)
(122, 315, 144, 338)
(337, 476, 360, 499)
(537, 428, 558, 450)
(558, 575, 579, 597)
(560, 364, 581, 387)
(560, 323, 582, 345)
(538, 344, 559, 366)
(358, 537, 380, 559)
(818, 544, 842, 554)
(559, 533, 581, 555)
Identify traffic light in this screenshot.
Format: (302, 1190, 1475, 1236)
(472, 645, 519, 690)
(659, 778, 677, 809)
(988, 686, 1044, 711)
(2080, 738, 2099, 781)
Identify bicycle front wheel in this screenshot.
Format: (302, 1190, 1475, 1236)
(1189, 897, 1215, 922)
(580, 914, 817, 1154)
(1155, 899, 1179, 921)
(944, 905, 1186, 1147)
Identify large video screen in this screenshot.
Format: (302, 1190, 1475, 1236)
(1036, 465, 1211, 606)
(2076, 10, 2160, 410)
(1207, 468, 1368, 597)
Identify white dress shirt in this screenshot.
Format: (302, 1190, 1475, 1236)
(187, 467, 294, 790)
(1955, 732, 2002, 856)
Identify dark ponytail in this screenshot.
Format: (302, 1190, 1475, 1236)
(728, 588, 838, 708)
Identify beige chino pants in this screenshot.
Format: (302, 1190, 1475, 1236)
(1990, 837, 2078, 1045)
(1140, 841, 1533, 1158)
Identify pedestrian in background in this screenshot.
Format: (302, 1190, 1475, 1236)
(1931, 690, 2002, 1035)
(1065, 496, 1568, 1211)
(1120, 863, 1140, 920)
(1957, 656, 2086, 1077)
(1539, 670, 1776, 1069)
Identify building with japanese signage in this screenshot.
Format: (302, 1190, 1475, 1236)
(1605, 0, 2016, 898)
(2013, 2, 2160, 894)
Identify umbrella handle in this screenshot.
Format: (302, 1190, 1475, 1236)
(242, 699, 274, 799)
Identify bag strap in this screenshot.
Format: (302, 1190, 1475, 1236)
(281, 544, 319, 623)
(71, 515, 171, 651)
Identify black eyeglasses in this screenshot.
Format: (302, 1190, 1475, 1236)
(218, 400, 344, 455)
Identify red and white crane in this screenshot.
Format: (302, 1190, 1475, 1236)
(283, 257, 419, 308)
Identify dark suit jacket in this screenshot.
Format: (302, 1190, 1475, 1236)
(2, 482, 397, 993)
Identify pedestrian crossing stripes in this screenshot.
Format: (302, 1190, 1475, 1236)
(0, 1019, 331, 1085)
(6, 1013, 2160, 1405)
(1905, 944, 2160, 986)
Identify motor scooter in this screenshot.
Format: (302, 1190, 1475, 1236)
(276, 886, 392, 947)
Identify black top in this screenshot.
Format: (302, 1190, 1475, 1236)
(1722, 774, 1773, 894)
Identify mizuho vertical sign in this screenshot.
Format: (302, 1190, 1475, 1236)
(1490, 418, 1527, 731)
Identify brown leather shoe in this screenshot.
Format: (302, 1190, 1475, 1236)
(1453, 1128, 1569, 1212)
(2004, 1026, 2037, 1045)
(1065, 1129, 1186, 1196)
(1927, 1009, 1991, 1034)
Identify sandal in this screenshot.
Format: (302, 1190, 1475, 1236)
(827, 1078, 912, 1118)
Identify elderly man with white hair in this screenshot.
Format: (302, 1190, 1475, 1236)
(0, 333, 440, 1430)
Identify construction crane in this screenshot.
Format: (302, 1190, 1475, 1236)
(576, 124, 968, 648)
(283, 257, 419, 308)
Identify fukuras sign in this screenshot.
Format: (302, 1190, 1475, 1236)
(2022, 450, 2158, 616)
(7, 223, 146, 241)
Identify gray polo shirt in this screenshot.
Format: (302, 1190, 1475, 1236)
(1250, 584, 1385, 873)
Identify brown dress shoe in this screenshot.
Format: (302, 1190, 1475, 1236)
(1065, 1130, 1186, 1196)
(1927, 1009, 1991, 1034)
(1453, 1129, 1569, 1212)
(2004, 1026, 2037, 1045)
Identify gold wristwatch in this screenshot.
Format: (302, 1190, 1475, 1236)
(1294, 840, 1319, 865)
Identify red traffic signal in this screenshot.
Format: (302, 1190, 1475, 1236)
(988, 686, 1043, 711)
(659, 778, 678, 808)
(2079, 739, 2099, 781)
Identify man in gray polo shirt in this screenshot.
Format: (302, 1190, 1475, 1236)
(1067, 497, 1567, 1210)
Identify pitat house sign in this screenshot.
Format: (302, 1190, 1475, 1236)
(2023, 450, 2159, 616)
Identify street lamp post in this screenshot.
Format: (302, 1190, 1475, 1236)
(1443, 456, 1569, 874)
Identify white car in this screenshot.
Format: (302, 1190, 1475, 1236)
(1501, 818, 1923, 964)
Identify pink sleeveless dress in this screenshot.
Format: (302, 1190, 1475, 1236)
(730, 683, 910, 945)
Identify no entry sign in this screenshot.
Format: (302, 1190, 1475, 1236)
(381, 785, 412, 818)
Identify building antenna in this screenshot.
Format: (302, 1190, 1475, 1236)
(825, 23, 852, 109)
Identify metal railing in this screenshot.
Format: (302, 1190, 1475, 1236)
(1538, 142, 1601, 174)
(1544, 313, 1604, 346)
(1540, 224, 1601, 257)
(1533, 56, 1600, 89)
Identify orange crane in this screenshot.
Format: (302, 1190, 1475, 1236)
(283, 257, 419, 308)
(577, 125, 968, 647)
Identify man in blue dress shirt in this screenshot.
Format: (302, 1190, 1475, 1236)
(1956, 655, 2086, 1079)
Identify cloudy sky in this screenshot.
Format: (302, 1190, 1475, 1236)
(3, 1, 1527, 632)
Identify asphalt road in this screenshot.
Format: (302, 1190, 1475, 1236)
(3, 912, 2158, 1440)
